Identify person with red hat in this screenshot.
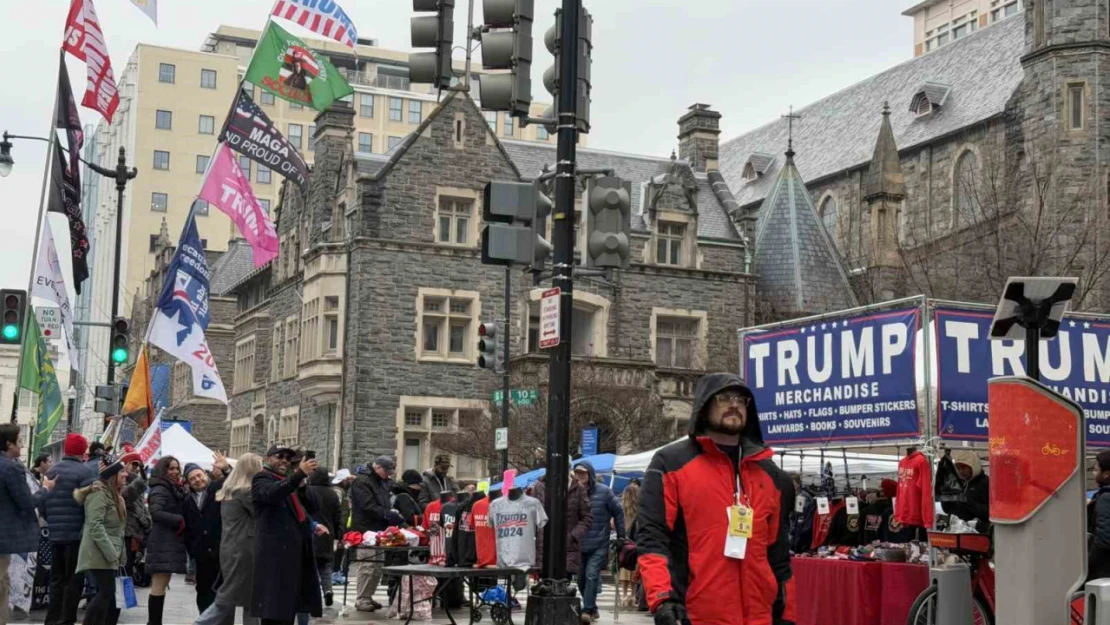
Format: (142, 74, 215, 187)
(42, 433, 97, 625)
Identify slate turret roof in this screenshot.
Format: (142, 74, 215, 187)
(752, 150, 857, 316)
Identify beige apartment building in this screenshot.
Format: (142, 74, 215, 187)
(903, 0, 1023, 55)
(75, 25, 558, 431)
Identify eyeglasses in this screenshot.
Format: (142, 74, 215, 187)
(714, 392, 751, 407)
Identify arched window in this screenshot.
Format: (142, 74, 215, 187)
(819, 195, 838, 238)
(953, 150, 979, 227)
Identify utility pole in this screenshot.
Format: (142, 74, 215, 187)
(501, 266, 511, 473)
(105, 146, 137, 386)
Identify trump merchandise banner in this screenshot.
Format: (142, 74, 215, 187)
(742, 308, 921, 446)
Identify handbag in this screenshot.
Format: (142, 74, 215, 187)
(115, 567, 138, 610)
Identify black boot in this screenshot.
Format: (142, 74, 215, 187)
(147, 594, 165, 625)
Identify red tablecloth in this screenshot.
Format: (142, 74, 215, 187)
(792, 558, 884, 625)
(879, 562, 930, 625)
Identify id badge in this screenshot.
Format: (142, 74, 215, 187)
(724, 506, 749, 560)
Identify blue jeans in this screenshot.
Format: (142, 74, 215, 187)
(579, 548, 607, 612)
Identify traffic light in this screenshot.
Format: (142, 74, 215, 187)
(585, 176, 632, 268)
(110, 317, 131, 365)
(0, 289, 25, 345)
(542, 7, 592, 133)
(410, 0, 455, 88)
(94, 384, 122, 416)
(477, 321, 501, 371)
(481, 181, 552, 267)
(479, 0, 534, 117)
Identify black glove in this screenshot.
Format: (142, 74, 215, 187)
(653, 600, 687, 625)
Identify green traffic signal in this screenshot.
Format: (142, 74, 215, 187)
(111, 347, 128, 364)
(1, 324, 17, 340)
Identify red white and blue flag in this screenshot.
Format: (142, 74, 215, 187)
(270, 0, 359, 50)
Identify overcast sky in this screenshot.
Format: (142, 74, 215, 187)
(0, 0, 911, 340)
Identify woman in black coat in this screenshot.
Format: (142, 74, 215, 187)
(250, 450, 323, 624)
(307, 468, 342, 606)
(146, 455, 187, 625)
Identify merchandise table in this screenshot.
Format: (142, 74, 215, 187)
(791, 558, 930, 625)
(339, 545, 429, 607)
(383, 564, 530, 625)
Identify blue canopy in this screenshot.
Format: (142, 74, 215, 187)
(490, 454, 619, 491)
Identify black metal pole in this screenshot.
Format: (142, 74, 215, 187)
(502, 266, 511, 473)
(1026, 325, 1040, 382)
(543, 0, 581, 584)
(106, 146, 137, 387)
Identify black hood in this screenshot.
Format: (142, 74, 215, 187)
(308, 467, 331, 486)
(689, 372, 763, 444)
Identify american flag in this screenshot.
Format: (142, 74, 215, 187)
(271, 0, 359, 50)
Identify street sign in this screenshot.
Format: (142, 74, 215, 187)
(493, 389, 539, 406)
(495, 427, 509, 450)
(540, 287, 560, 349)
(35, 307, 61, 342)
(581, 427, 598, 457)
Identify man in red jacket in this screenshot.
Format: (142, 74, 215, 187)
(639, 373, 795, 625)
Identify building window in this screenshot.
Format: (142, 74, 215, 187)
(396, 400, 488, 479)
(437, 196, 473, 246)
(276, 409, 299, 448)
(260, 199, 271, 215)
(358, 132, 373, 154)
(527, 296, 607, 357)
(656, 222, 685, 266)
(155, 110, 172, 130)
(820, 195, 838, 237)
(198, 115, 215, 135)
(656, 316, 700, 369)
(233, 336, 256, 393)
(153, 150, 170, 171)
(308, 124, 316, 152)
(536, 125, 549, 140)
(289, 101, 303, 111)
(417, 290, 477, 362)
(405, 410, 424, 429)
(172, 362, 189, 405)
(200, 69, 217, 89)
(194, 200, 209, 216)
(148, 234, 161, 253)
(230, 422, 251, 458)
(484, 111, 497, 132)
(503, 113, 514, 137)
(1069, 84, 1085, 131)
(270, 322, 282, 382)
(257, 164, 272, 184)
(260, 90, 275, 105)
(159, 63, 175, 84)
(151, 192, 168, 212)
(324, 296, 340, 354)
(389, 97, 403, 121)
(196, 154, 210, 174)
(288, 123, 303, 149)
(953, 149, 979, 227)
(237, 156, 251, 179)
(408, 100, 423, 124)
(991, 0, 1021, 22)
(301, 298, 320, 362)
(284, 316, 300, 378)
(359, 94, 375, 118)
(388, 136, 402, 151)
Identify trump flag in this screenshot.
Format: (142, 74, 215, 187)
(199, 143, 279, 268)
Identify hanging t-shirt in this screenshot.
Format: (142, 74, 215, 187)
(860, 498, 891, 544)
(454, 495, 480, 567)
(424, 500, 446, 566)
(441, 500, 460, 567)
(895, 451, 935, 528)
(473, 496, 497, 567)
(811, 500, 845, 549)
(490, 494, 548, 570)
(827, 504, 861, 547)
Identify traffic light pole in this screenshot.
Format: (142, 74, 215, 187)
(501, 266, 511, 473)
(104, 147, 137, 387)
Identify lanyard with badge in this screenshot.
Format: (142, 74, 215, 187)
(725, 471, 753, 559)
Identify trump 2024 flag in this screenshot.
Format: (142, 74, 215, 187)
(199, 143, 279, 268)
(148, 214, 228, 403)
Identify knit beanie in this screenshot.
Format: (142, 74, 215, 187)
(880, 478, 898, 499)
(402, 469, 423, 486)
(99, 455, 124, 481)
(183, 463, 204, 480)
(64, 433, 88, 457)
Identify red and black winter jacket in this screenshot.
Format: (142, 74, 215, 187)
(638, 373, 796, 625)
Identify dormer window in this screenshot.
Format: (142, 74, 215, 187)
(656, 222, 686, 266)
(741, 152, 775, 183)
(910, 82, 951, 118)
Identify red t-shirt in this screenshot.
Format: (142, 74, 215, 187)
(894, 451, 935, 528)
(424, 500, 446, 566)
(472, 497, 497, 567)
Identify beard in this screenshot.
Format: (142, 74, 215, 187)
(708, 410, 746, 436)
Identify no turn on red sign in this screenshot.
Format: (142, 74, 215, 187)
(540, 287, 561, 349)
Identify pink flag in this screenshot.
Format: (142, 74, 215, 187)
(199, 143, 279, 267)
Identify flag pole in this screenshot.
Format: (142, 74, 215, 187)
(16, 49, 64, 462)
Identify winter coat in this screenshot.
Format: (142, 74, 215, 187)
(350, 471, 404, 533)
(417, 470, 458, 508)
(0, 455, 42, 555)
(250, 467, 322, 621)
(390, 483, 424, 527)
(146, 475, 188, 574)
(42, 456, 96, 543)
(534, 478, 593, 575)
(1089, 486, 1110, 582)
(123, 474, 151, 539)
(183, 478, 225, 563)
(307, 468, 342, 560)
(75, 485, 126, 572)
(578, 461, 625, 554)
(638, 372, 796, 625)
(216, 489, 255, 608)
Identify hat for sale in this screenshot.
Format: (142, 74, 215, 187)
(402, 469, 423, 486)
(183, 463, 205, 480)
(374, 455, 396, 474)
(99, 455, 124, 481)
(331, 468, 352, 484)
(64, 433, 88, 457)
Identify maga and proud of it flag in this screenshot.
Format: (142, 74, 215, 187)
(147, 214, 227, 404)
(245, 21, 353, 112)
(199, 143, 280, 267)
(63, 0, 120, 123)
(271, 0, 359, 50)
(219, 88, 309, 193)
(20, 314, 64, 458)
(122, 346, 155, 427)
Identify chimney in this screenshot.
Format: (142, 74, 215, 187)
(677, 103, 721, 173)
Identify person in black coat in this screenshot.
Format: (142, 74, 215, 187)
(1, 424, 53, 625)
(942, 450, 990, 532)
(349, 456, 405, 613)
(1089, 451, 1110, 582)
(146, 456, 188, 625)
(251, 446, 326, 625)
(307, 467, 341, 606)
(42, 433, 96, 625)
(183, 455, 230, 614)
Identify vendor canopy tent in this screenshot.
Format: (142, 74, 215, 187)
(491, 454, 618, 490)
(154, 424, 224, 470)
(614, 438, 900, 477)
